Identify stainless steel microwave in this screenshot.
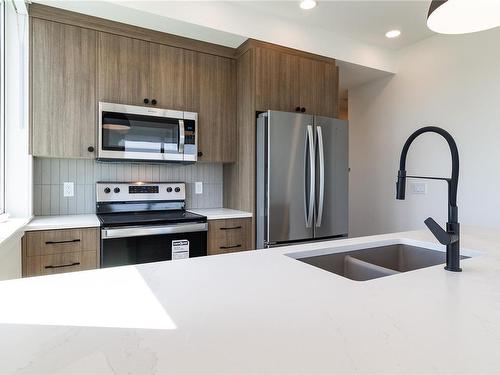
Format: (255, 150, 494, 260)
(98, 102, 198, 163)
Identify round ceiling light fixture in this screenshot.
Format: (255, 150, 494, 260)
(385, 29, 401, 38)
(427, 0, 500, 34)
(300, 0, 317, 10)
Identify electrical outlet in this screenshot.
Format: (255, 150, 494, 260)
(411, 182, 427, 195)
(195, 182, 203, 195)
(63, 182, 74, 197)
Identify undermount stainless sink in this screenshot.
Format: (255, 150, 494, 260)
(294, 244, 470, 281)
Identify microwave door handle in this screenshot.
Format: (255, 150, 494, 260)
(179, 119, 185, 153)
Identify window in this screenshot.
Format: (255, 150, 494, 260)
(0, 0, 5, 215)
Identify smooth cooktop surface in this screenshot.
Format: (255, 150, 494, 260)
(97, 210, 207, 227)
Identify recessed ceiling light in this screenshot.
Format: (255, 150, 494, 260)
(385, 30, 401, 38)
(300, 0, 317, 10)
(427, 0, 500, 34)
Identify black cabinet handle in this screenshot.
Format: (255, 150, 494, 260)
(295, 106, 301, 112)
(45, 239, 81, 245)
(45, 262, 80, 269)
(220, 226, 242, 230)
(220, 244, 242, 250)
(87, 146, 94, 153)
(197, 151, 203, 157)
(144, 98, 149, 104)
(301, 107, 306, 113)
(151, 99, 157, 105)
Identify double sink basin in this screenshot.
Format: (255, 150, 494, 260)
(289, 243, 471, 281)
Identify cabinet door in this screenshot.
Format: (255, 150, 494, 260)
(31, 19, 97, 158)
(197, 53, 236, 163)
(255, 47, 300, 112)
(299, 57, 338, 117)
(98, 33, 150, 106)
(150, 43, 186, 109)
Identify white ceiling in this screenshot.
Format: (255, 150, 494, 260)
(235, 1, 435, 50)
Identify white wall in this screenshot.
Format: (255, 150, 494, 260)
(349, 27, 500, 237)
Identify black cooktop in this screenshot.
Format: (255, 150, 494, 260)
(98, 210, 207, 227)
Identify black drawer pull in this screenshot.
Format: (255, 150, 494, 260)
(220, 226, 242, 230)
(45, 262, 80, 269)
(220, 244, 242, 250)
(45, 239, 81, 245)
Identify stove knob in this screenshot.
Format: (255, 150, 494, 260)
(114, 187, 120, 193)
(167, 187, 173, 193)
(175, 187, 181, 193)
(104, 187, 111, 194)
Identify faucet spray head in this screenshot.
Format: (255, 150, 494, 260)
(396, 170, 406, 200)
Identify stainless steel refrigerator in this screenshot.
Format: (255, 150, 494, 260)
(256, 110, 348, 248)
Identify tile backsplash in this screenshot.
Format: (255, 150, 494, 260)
(33, 158, 223, 215)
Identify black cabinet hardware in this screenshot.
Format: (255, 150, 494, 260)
(151, 99, 157, 105)
(220, 244, 242, 250)
(300, 107, 306, 112)
(220, 226, 242, 230)
(87, 146, 94, 152)
(295, 106, 301, 112)
(45, 262, 80, 269)
(197, 151, 203, 157)
(45, 239, 81, 245)
(143, 98, 149, 104)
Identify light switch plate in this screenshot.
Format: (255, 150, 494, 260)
(195, 182, 203, 195)
(63, 182, 74, 197)
(410, 182, 427, 195)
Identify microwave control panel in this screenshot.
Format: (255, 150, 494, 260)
(184, 119, 196, 145)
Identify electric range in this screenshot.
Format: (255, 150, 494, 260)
(96, 182, 207, 268)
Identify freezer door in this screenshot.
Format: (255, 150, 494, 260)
(266, 111, 315, 245)
(314, 116, 348, 239)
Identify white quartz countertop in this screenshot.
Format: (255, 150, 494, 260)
(188, 208, 252, 220)
(24, 215, 101, 231)
(1, 226, 500, 374)
(24, 209, 252, 232)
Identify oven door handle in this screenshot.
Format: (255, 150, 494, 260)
(102, 222, 208, 239)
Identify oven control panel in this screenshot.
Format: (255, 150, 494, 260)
(96, 182, 185, 202)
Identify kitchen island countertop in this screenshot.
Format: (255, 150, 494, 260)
(0, 226, 499, 374)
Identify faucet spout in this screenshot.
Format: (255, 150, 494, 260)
(396, 126, 461, 272)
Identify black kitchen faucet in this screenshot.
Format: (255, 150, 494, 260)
(396, 126, 461, 272)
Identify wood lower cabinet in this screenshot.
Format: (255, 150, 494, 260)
(22, 228, 100, 277)
(207, 218, 252, 255)
(31, 19, 97, 158)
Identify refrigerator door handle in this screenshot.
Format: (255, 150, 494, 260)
(305, 125, 315, 228)
(316, 125, 325, 227)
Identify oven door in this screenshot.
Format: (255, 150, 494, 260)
(98, 102, 186, 162)
(101, 222, 208, 268)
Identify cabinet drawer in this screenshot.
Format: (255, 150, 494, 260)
(24, 228, 99, 256)
(208, 218, 251, 255)
(24, 251, 98, 277)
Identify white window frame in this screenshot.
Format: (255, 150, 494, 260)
(0, 0, 5, 215)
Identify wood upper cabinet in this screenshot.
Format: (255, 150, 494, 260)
(31, 19, 97, 158)
(298, 57, 338, 117)
(150, 43, 187, 110)
(253, 45, 338, 117)
(255, 47, 299, 113)
(97, 32, 150, 106)
(197, 53, 236, 163)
